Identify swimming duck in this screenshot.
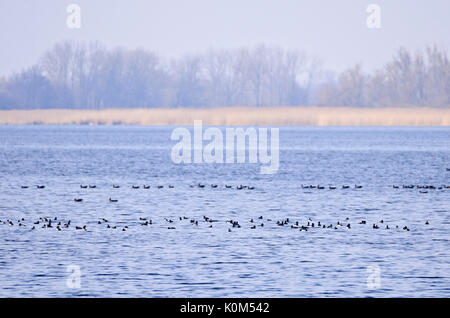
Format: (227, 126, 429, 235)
(21, 186, 29, 189)
(211, 184, 218, 188)
(36, 185, 45, 189)
(109, 198, 118, 203)
(89, 185, 96, 189)
(113, 185, 120, 188)
(132, 185, 140, 189)
(74, 198, 83, 202)
(355, 185, 362, 189)
(342, 185, 350, 189)
(143, 185, 150, 189)
(80, 185, 88, 189)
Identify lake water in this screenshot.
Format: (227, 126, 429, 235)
(0, 125, 449, 297)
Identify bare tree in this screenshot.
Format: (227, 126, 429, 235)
(2, 41, 449, 109)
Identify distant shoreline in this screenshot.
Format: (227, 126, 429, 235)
(0, 107, 449, 126)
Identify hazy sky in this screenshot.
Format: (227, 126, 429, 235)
(0, 0, 449, 76)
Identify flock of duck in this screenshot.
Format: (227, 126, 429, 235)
(14, 182, 450, 205)
(301, 184, 362, 189)
(20, 183, 255, 191)
(301, 184, 450, 191)
(391, 184, 450, 193)
(4, 180, 445, 234)
(0, 214, 423, 233)
(20, 182, 450, 192)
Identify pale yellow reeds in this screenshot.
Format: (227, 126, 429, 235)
(0, 107, 449, 126)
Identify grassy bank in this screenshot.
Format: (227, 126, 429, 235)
(0, 107, 449, 126)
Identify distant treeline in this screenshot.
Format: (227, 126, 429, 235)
(0, 41, 449, 109)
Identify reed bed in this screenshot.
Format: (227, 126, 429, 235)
(0, 107, 449, 126)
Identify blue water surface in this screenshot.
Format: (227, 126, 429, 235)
(0, 125, 449, 297)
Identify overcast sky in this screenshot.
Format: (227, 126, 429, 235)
(0, 0, 449, 76)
